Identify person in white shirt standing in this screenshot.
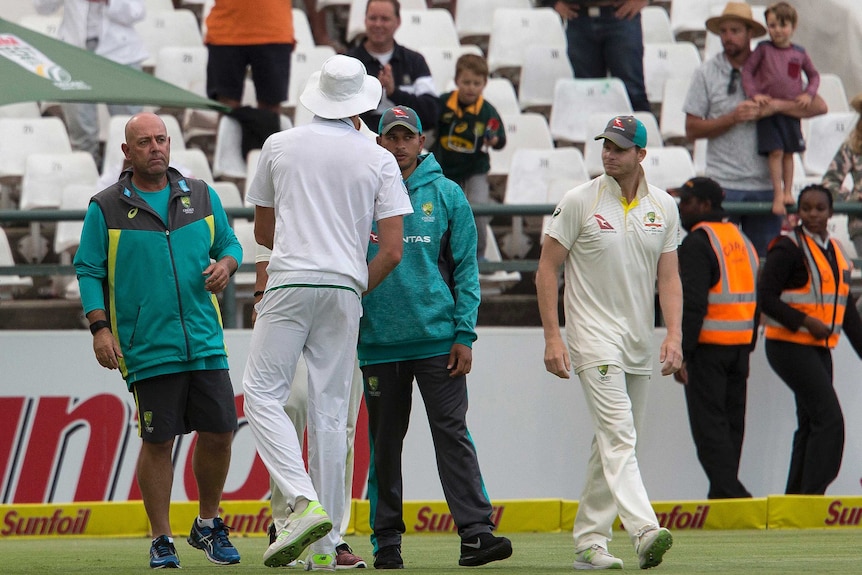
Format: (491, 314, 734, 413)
(242, 54, 413, 571)
(536, 115, 682, 570)
(33, 0, 148, 169)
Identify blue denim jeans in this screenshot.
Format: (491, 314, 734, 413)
(564, 11, 650, 112)
(723, 188, 782, 256)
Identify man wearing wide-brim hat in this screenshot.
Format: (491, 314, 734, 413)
(683, 1, 827, 257)
(242, 54, 414, 570)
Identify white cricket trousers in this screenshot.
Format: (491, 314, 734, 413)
(243, 285, 361, 554)
(270, 361, 365, 538)
(573, 365, 660, 551)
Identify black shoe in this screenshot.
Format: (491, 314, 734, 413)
(267, 522, 276, 545)
(458, 532, 513, 567)
(374, 545, 403, 569)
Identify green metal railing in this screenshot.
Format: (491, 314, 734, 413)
(3, 202, 862, 327)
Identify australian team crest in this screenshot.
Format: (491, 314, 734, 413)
(421, 201, 435, 222)
(643, 210, 663, 230)
(181, 196, 194, 214)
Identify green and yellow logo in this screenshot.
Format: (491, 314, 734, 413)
(422, 202, 433, 216)
(597, 365, 609, 376)
(367, 376, 379, 392)
(181, 197, 191, 209)
(127, 207, 138, 219)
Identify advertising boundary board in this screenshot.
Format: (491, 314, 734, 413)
(2, 496, 862, 539)
(2, 329, 862, 505)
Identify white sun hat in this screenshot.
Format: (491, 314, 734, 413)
(299, 55, 382, 119)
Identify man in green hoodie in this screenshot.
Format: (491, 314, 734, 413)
(360, 106, 513, 570)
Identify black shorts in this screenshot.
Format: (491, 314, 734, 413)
(756, 113, 806, 154)
(133, 369, 238, 443)
(206, 43, 293, 106)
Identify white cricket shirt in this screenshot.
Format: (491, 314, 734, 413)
(246, 117, 413, 293)
(546, 172, 680, 375)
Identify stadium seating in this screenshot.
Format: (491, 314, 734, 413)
(170, 148, 214, 182)
(802, 112, 859, 177)
(641, 5, 675, 44)
(642, 41, 702, 105)
(455, 0, 532, 47)
(641, 146, 697, 192)
(154, 46, 209, 98)
(549, 78, 633, 145)
(658, 76, 692, 145)
(0, 228, 33, 299)
(136, 9, 204, 70)
(394, 8, 460, 51)
(481, 78, 521, 117)
(488, 113, 554, 180)
(817, 73, 851, 113)
(517, 44, 574, 114)
(17, 14, 62, 38)
(487, 8, 565, 78)
(53, 183, 97, 259)
(0, 117, 72, 190)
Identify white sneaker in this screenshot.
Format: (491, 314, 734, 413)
(304, 552, 336, 571)
(573, 545, 623, 570)
(263, 500, 333, 567)
(636, 527, 672, 569)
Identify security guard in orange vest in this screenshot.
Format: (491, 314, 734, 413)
(759, 184, 862, 495)
(675, 177, 759, 499)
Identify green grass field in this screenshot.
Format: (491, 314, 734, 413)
(1, 530, 860, 574)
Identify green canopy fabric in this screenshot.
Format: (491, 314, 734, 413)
(0, 17, 228, 112)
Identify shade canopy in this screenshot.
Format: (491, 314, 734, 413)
(0, 17, 228, 112)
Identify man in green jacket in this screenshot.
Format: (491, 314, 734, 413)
(74, 112, 242, 569)
(360, 106, 513, 570)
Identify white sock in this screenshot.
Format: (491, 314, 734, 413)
(197, 516, 216, 529)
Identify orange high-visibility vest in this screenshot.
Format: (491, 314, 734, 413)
(693, 222, 759, 345)
(764, 229, 852, 348)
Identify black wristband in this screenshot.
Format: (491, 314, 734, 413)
(89, 320, 110, 335)
(253, 290, 265, 297)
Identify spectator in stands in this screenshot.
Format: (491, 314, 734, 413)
(684, 1, 827, 256)
(363, 105, 512, 569)
(759, 184, 862, 495)
(347, 0, 440, 131)
(33, 0, 147, 170)
(204, 0, 294, 113)
(432, 54, 506, 261)
(536, 115, 680, 570)
(822, 93, 862, 259)
(542, 0, 651, 112)
(673, 177, 759, 500)
(741, 1, 821, 221)
(74, 112, 242, 569)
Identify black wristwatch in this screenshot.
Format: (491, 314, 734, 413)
(89, 320, 111, 335)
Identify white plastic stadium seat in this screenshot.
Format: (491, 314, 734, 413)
(640, 146, 696, 193)
(17, 14, 63, 38)
(505, 148, 589, 206)
(170, 148, 214, 182)
(292, 7, 315, 48)
(54, 183, 97, 257)
(0, 228, 33, 299)
(393, 9, 460, 51)
(0, 117, 72, 185)
(418, 44, 484, 95)
(549, 78, 632, 145)
(135, 9, 204, 70)
(658, 77, 692, 144)
(802, 112, 859, 177)
(154, 46, 209, 97)
(487, 8, 565, 76)
(817, 73, 850, 114)
(455, 0, 532, 44)
(669, 0, 727, 37)
(479, 224, 521, 296)
(517, 44, 574, 112)
(20, 152, 100, 212)
(488, 113, 554, 178)
(212, 114, 293, 181)
(481, 78, 521, 117)
(642, 41, 702, 104)
(641, 6, 674, 44)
